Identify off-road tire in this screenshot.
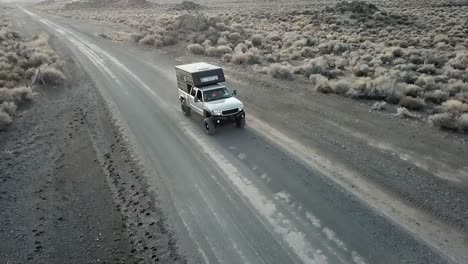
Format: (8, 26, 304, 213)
(181, 102, 191, 116)
(235, 117, 245, 128)
(204, 118, 216, 135)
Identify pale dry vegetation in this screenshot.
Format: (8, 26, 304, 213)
(0, 8, 66, 130)
(41, 0, 468, 132)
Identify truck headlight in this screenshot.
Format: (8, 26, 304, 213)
(238, 105, 244, 111)
(212, 110, 222, 116)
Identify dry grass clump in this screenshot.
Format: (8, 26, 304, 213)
(439, 99, 468, 113)
(429, 113, 468, 132)
(40, 65, 66, 85)
(0, 13, 66, 130)
(268, 63, 293, 80)
(395, 107, 419, 118)
(399, 96, 426, 110)
(139, 34, 157, 45)
(230, 51, 261, 65)
(0, 86, 33, 102)
(187, 43, 205, 55)
(428, 99, 468, 131)
(371, 101, 387, 111)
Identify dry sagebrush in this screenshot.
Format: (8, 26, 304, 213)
(0, 13, 66, 130)
(47, 0, 468, 133)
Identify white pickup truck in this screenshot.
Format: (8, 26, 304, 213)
(175, 62, 245, 135)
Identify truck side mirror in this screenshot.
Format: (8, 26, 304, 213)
(232, 90, 237, 96)
(194, 97, 199, 103)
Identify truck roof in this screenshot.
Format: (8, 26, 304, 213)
(175, 62, 221, 73)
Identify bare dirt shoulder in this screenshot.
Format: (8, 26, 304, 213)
(0, 38, 135, 263)
(1, 11, 185, 264)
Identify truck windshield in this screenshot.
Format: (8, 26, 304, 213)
(203, 88, 232, 102)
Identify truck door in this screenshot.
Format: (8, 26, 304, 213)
(189, 88, 203, 115)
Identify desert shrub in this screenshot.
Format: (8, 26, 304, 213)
(221, 53, 232, 62)
(202, 39, 212, 47)
(5, 52, 18, 64)
(234, 43, 247, 53)
(434, 34, 449, 44)
(400, 83, 423, 97)
(162, 31, 178, 46)
(0, 86, 33, 103)
(175, 13, 210, 32)
(229, 32, 242, 43)
(399, 96, 426, 110)
(455, 92, 468, 102)
(446, 80, 468, 95)
(421, 51, 448, 67)
(353, 63, 372, 77)
(267, 32, 282, 42)
(318, 42, 333, 55)
(448, 52, 468, 70)
(231, 52, 246, 64)
(230, 52, 261, 65)
(265, 53, 278, 62)
(251, 34, 264, 47)
(300, 57, 335, 79)
(444, 66, 468, 81)
(348, 76, 401, 103)
(439, 99, 468, 113)
(215, 23, 228, 31)
(428, 113, 458, 130)
(217, 37, 229, 45)
(205, 46, 222, 57)
(51, 59, 65, 72)
(0, 61, 12, 70)
(217, 45, 232, 54)
(269, 63, 293, 80)
(0, 110, 12, 130)
(187, 43, 205, 55)
(312, 75, 332, 93)
(424, 90, 449, 104)
(458, 113, 468, 132)
(335, 57, 348, 70)
(0, 101, 16, 116)
(139, 35, 156, 45)
(24, 68, 36, 80)
(330, 79, 352, 94)
(28, 52, 50, 68)
(129, 33, 144, 43)
(415, 75, 439, 91)
(418, 64, 437, 74)
(40, 66, 66, 85)
(300, 47, 316, 58)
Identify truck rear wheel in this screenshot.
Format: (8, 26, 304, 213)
(204, 118, 216, 135)
(235, 117, 245, 128)
(181, 102, 191, 116)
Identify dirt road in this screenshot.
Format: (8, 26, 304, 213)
(2, 5, 467, 264)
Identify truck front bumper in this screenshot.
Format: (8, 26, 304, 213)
(211, 110, 245, 124)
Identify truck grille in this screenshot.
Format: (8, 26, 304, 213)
(222, 108, 239, 115)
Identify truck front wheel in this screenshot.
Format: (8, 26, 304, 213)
(181, 102, 191, 116)
(204, 118, 216, 135)
(235, 117, 245, 128)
